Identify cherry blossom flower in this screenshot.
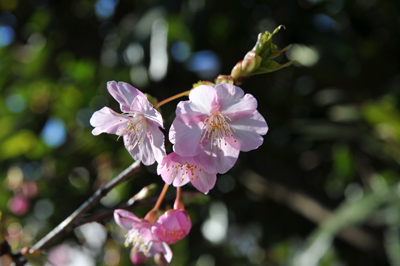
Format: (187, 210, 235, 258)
(152, 209, 192, 244)
(169, 83, 268, 174)
(157, 152, 217, 194)
(90, 81, 165, 165)
(114, 209, 172, 265)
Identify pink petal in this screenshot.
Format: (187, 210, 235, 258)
(229, 110, 268, 152)
(107, 81, 145, 113)
(131, 222, 154, 243)
(158, 153, 191, 186)
(114, 209, 141, 231)
(161, 242, 173, 263)
(147, 122, 166, 164)
(172, 172, 190, 187)
(188, 85, 219, 114)
(127, 134, 155, 166)
(131, 96, 163, 128)
(215, 83, 245, 110)
(195, 142, 239, 174)
(189, 165, 217, 194)
(90, 107, 129, 136)
(170, 117, 203, 157)
(158, 155, 175, 184)
(222, 93, 258, 121)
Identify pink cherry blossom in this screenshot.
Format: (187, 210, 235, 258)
(169, 83, 268, 174)
(114, 209, 172, 265)
(152, 209, 192, 244)
(157, 152, 217, 194)
(90, 81, 166, 165)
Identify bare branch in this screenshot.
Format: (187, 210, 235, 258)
(31, 161, 141, 251)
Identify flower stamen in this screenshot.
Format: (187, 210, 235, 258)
(200, 111, 235, 152)
(125, 229, 153, 255)
(123, 113, 148, 151)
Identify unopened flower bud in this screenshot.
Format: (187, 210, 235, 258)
(230, 63, 242, 80)
(152, 209, 191, 245)
(241, 50, 262, 76)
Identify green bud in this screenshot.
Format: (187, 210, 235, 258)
(249, 25, 294, 76)
(241, 51, 262, 76)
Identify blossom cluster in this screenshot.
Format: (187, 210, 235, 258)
(90, 80, 268, 264)
(91, 81, 268, 193)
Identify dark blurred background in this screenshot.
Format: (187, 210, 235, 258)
(1, 0, 400, 265)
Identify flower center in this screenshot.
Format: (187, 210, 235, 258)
(167, 162, 202, 182)
(119, 113, 148, 151)
(200, 110, 235, 151)
(125, 228, 153, 255)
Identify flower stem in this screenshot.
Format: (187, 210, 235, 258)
(153, 183, 170, 211)
(176, 186, 181, 202)
(174, 187, 185, 210)
(153, 90, 191, 109)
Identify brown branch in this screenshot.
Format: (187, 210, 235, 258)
(31, 161, 141, 251)
(73, 191, 204, 227)
(74, 197, 158, 227)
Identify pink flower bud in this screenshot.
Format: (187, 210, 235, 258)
(152, 209, 191, 245)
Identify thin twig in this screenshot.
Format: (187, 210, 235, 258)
(74, 191, 203, 227)
(31, 161, 141, 251)
(74, 197, 158, 227)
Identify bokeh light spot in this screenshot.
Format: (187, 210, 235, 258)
(8, 196, 29, 216)
(186, 50, 220, 79)
(286, 44, 319, 67)
(312, 14, 338, 32)
(33, 198, 54, 220)
(171, 41, 191, 62)
(0, 25, 15, 46)
(95, 0, 119, 19)
(201, 202, 228, 244)
(41, 117, 67, 147)
(6, 94, 26, 113)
